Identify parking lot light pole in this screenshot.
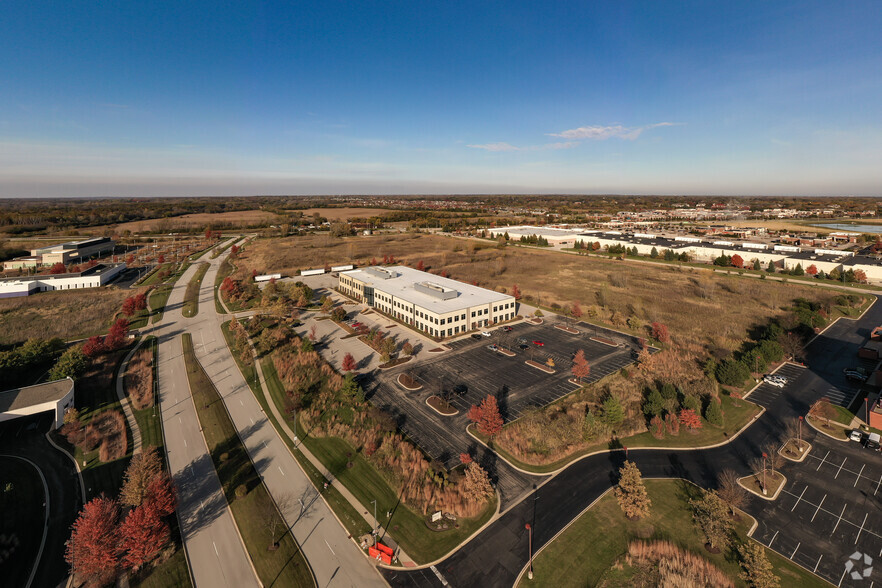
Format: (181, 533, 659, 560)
(371, 499, 378, 546)
(798, 416, 803, 450)
(866, 397, 870, 426)
(525, 523, 533, 580)
(762, 452, 768, 495)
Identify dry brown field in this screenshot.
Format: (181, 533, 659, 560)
(112, 209, 283, 233)
(241, 233, 840, 354)
(694, 219, 837, 233)
(0, 288, 129, 345)
(289, 207, 391, 220)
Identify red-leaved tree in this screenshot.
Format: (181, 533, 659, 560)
(65, 496, 121, 585)
(806, 264, 818, 276)
(121, 297, 136, 316)
(459, 452, 473, 465)
(50, 262, 66, 274)
(83, 336, 106, 358)
(571, 302, 583, 319)
(679, 408, 703, 432)
(417, 260, 425, 271)
(118, 503, 169, 571)
(157, 254, 165, 263)
(571, 349, 590, 383)
(145, 474, 177, 517)
(105, 318, 130, 351)
(468, 394, 504, 438)
(855, 269, 868, 284)
(511, 284, 521, 300)
(731, 254, 744, 268)
(341, 353, 357, 372)
(651, 322, 670, 343)
(134, 292, 147, 311)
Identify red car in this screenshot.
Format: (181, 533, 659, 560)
(502, 326, 513, 332)
(532, 340, 544, 346)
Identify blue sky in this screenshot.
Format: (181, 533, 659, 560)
(1, 1, 880, 197)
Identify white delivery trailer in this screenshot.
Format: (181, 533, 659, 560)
(254, 273, 282, 282)
(331, 264, 354, 272)
(300, 268, 326, 277)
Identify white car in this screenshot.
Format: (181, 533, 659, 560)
(763, 375, 786, 388)
(850, 429, 864, 443)
(481, 331, 492, 337)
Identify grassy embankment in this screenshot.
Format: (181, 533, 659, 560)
(181, 333, 314, 588)
(518, 479, 828, 588)
(181, 263, 209, 318)
(149, 262, 191, 324)
(474, 393, 761, 475)
(0, 457, 46, 588)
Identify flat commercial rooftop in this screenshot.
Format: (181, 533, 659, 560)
(342, 265, 511, 313)
(0, 379, 74, 413)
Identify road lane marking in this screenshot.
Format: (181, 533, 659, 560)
(817, 450, 830, 471)
(325, 539, 335, 555)
(855, 464, 866, 487)
(768, 530, 778, 548)
(814, 554, 823, 573)
(278, 466, 285, 476)
(183, 438, 187, 447)
(214, 542, 219, 556)
(856, 512, 869, 544)
(249, 417, 254, 425)
(811, 495, 827, 522)
(791, 542, 800, 560)
(792, 486, 808, 512)
(835, 457, 848, 479)
(832, 503, 847, 535)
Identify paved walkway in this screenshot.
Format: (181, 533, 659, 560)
(114, 339, 145, 456)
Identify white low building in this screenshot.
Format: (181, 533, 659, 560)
(338, 265, 516, 338)
(0, 263, 126, 298)
(0, 378, 75, 430)
(488, 225, 585, 247)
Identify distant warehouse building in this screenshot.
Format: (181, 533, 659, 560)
(487, 225, 584, 247)
(32, 237, 116, 266)
(0, 263, 126, 298)
(338, 266, 516, 338)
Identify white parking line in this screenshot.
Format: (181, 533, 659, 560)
(839, 567, 848, 587)
(792, 486, 808, 512)
(811, 494, 827, 522)
(875, 473, 882, 496)
(855, 464, 866, 487)
(835, 457, 848, 479)
(213, 542, 219, 556)
(183, 438, 187, 447)
(814, 554, 823, 573)
(325, 539, 335, 555)
(769, 530, 779, 548)
(817, 450, 830, 471)
(791, 542, 800, 560)
(855, 513, 869, 544)
(832, 503, 847, 535)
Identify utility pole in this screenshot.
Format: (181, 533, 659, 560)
(371, 500, 378, 546)
(525, 523, 533, 580)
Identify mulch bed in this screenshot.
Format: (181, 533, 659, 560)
(554, 324, 579, 334)
(428, 347, 445, 353)
(426, 395, 458, 416)
(528, 317, 544, 324)
(497, 348, 516, 357)
(397, 374, 422, 391)
(590, 336, 618, 347)
(525, 360, 555, 374)
(379, 356, 412, 369)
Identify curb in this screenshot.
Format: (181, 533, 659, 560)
(805, 415, 849, 442)
(738, 473, 787, 501)
(0, 454, 50, 588)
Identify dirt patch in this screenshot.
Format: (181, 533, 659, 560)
(112, 209, 283, 233)
(290, 207, 391, 221)
(426, 395, 458, 416)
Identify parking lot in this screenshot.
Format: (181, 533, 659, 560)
(751, 437, 882, 586)
(367, 320, 639, 470)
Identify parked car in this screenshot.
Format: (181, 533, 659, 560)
(487, 344, 499, 351)
(866, 432, 881, 451)
(844, 368, 869, 382)
(850, 429, 865, 443)
(481, 331, 492, 337)
(501, 326, 513, 332)
(517, 338, 528, 345)
(763, 374, 786, 388)
(533, 340, 544, 347)
(518, 344, 529, 350)
(470, 333, 483, 340)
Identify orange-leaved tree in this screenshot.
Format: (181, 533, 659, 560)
(468, 394, 503, 437)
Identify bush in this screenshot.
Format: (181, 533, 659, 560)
(705, 398, 723, 427)
(235, 485, 247, 499)
(757, 339, 783, 363)
(716, 359, 750, 387)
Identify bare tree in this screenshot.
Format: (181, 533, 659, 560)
(261, 492, 296, 549)
(716, 468, 746, 517)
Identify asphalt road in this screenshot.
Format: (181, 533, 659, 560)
(155, 244, 261, 588)
(382, 298, 882, 588)
(0, 413, 82, 588)
(185, 241, 386, 587)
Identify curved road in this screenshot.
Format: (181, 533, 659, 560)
(382, 297, 882, 587)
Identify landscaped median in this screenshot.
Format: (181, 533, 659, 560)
(470, 393, 762, 475)
(181, 333, 314, 588)
(182, 263, 209, 318)
(149, 262, 190, 324)
(515, 479, 827, 587)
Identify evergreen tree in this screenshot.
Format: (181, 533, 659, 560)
(738, 540, 781, 588)
(615, 461, 652, 519)
(49, 346, 88, 381)
(792, 263, 804, 276)
(705, 397, 724, 427)
(753, 259, 761, 270)
(642, 388, 664, 418)
(650, 246, 659, 258)
(690, 489, 733, 551)
(600, 395, 625, 427)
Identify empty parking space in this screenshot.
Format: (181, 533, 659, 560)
(751, 440, 882, 586)
(746, 363, 807, 407)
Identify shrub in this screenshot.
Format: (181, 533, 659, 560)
(704, 397, 723, 427)
(716, 358, 750, 387)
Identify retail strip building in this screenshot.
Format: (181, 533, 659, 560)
(338, 265, 516, 338)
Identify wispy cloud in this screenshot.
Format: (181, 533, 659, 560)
(467, 141, 580, 152)
(548, 122, 679, 141)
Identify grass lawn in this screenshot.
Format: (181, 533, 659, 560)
(0, 457, 46, 588)
(259, 355, 496, 563)
(181, 334, 313, 588)
(214, 258, 235, 314)
(140, 263, 175, 286)
(518, 479, 828, 588)
(134, 549, 191, 588)
(127, 307, 151, 331)
(182, 263, 208, 318)
(485, 394, 761, 474)
(150, 263, 191, 324)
